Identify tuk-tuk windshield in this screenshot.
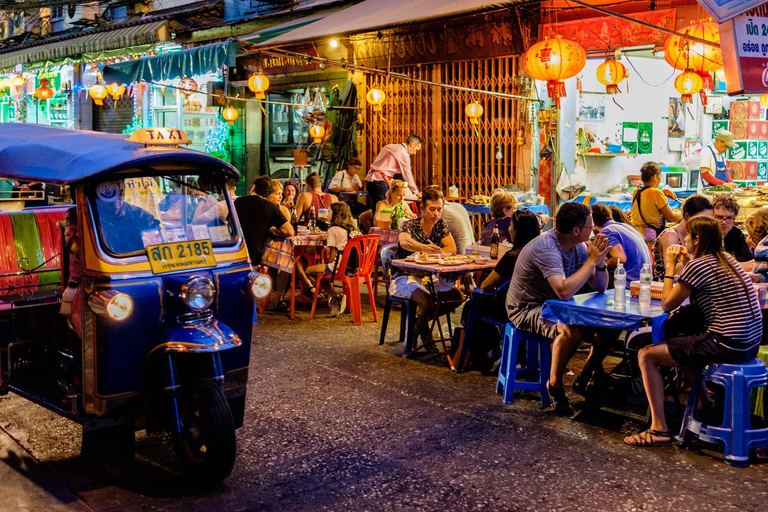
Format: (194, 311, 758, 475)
(90, 174, 237, 257)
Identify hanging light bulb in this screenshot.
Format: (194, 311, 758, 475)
(495, 145, 503, 160)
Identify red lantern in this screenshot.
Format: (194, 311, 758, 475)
(465, 101, 484, 125)
(674, 70, 704, 104)
(309, 124, 325, 144)
(595, 59, 628, 94)
(89, 84, 107, 106)
(366, 88, 386, 111)
(222, 106, 238, 126)
(34, 78, 53, 100)
(106, 83, 125, 100)
(522, 36, 586, 108)
(247, 74, 269, 99)
(178, 77, 198, 96)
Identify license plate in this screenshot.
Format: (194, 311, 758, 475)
(146, 240, 217, 274)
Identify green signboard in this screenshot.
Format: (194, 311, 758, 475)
(638, 122, 653, 154)
(34, 70, 60, 91)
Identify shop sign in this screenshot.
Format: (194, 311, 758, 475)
(699, 0, 767, 23)
(261, 46, 318, 75)
(720, 6, 768, 94)
(537, 109, 551, 124)
(35, 71, 60, 92)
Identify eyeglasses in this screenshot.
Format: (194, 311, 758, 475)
(714, 214, 736, 222)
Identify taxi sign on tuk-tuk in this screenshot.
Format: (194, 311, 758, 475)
(147, 240, 217, 274)
(128, 128, 192, 146)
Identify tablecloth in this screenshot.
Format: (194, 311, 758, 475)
(369, 227, 399, 245)
(392, 259, 496, 280)
(261, 233, 327, 273)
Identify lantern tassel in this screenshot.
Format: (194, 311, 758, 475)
(606, 85, 619, 95)
(547, 81, 566, 109)
(699, 90, 708, 106)
(681, 94, 693, 104)
(612, 97, 624, 111)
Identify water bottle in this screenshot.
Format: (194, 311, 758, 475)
(638, 263, 652, 307)
(614, 262, 626, 307)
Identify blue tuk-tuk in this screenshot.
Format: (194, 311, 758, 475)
(0, 124, 269, 481)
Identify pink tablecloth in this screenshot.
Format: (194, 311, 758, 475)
(392, 258, 496, 279)
(261, 233, 326, 273)
(369, 227, 399, 245)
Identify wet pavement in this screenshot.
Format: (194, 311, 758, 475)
(1, 298, 768, 511)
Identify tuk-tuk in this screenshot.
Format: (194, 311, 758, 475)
(0, 124, 269, 481)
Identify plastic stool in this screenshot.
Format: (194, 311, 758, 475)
(496, 323, 552, 407)
(676, 358, 768, 466)
(380, 294, 417, 355)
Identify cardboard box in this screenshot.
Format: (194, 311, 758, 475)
(712, 119, 729, 139)
(729, 120, 748, 140)
(759, 141, 768, 159)
(759, 161, 768, 180)
(730, 100, 763, 120)
(747, 161, 758, 180)
(729, 160, 757, 180)
(729, 141, 748, 160)
(752, 120, 768, 140)
(748, 140, 759, 159)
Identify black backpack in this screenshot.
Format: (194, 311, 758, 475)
(331, 225, 362, 279)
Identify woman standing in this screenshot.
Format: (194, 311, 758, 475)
(631, 162, 682, 242)
(652, 194, 712, 280)
(624, 217, 761, 446)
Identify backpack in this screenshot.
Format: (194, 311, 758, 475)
(331, 225, 362, 279)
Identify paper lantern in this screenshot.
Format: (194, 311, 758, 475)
(664, 20, 722, 73)
(89, 84, 107, 106)
(309, 124, 325, 144)
(178, 77, 198, 96)
(522, 36, 586, 108)
(465, 101, 484, 125)
(11, 75, 24, 87)
(34, 79, 53, 100)
(674, 70, 704, 104)
(247, 74, 269, 99)
(106, 83, 125, 100)
(761, 94, 768, 109)
(366, 88, 386, 111)
(595, 59, 628, 94)
(222, 106, 238, 125)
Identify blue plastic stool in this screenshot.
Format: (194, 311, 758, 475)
(380, 294, 417, 355)
(496, 323, 552, 407)
(676, 358, 768, 466)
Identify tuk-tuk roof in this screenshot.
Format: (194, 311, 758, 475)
(0, 124, 241, 185)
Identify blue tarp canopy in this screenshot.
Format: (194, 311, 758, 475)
(0, 124, 239, 185)
(102, 41, 235, 85)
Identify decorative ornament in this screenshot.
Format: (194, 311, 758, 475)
(222, 106, 238, 125)
(674, 70, 704, 104)
(366, 88, 386, 111)
(34, 79, 54, 101)
(106, 83, 126, 100)
(595, 58, 628, 94)
(247, 74, 269, 99)
(11, 75, 24, 87)
(522, 36, 586, 108)
(309, 124, 326, 144)
(89, 84, 107, 106)
(178, 77, 198, 96)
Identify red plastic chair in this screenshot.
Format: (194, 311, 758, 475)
(310, 234, 379, 325)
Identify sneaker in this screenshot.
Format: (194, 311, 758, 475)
(547, 381, 574, 414)
(338, 294, 347, 315)
(329, 297, 340, 317)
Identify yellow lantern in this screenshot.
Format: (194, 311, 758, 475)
(595, 59, 628, 94)
(309, 124, 326, 144)
(247, 74, 270, 99)
(522, 36, 586, 108)
(34, 78, 53, 100)
(366, 88, 386, 111)
(674, 70, 704, 104)
(664, 19, 722, 103)
(761, 94, 768, 109)
(89, 84, 107, 106)
(465, 101, 484, 125)
(106, 83, 126, 100)
(222, 106, 238, 125)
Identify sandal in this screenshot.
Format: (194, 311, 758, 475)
(303, 287, 325, 300)
(275, 300, 289, 311)
(623, 429, 672, 447)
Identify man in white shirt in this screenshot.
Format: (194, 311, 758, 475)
(698, 129, 736, 193)
(329, 157, 366, 216)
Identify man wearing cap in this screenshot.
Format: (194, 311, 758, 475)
(364, 135, 423, 211)
(699, 129, 736, 192)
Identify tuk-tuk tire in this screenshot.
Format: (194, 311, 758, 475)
(174, 378, 236, 482)
(80, 422, 135, 464)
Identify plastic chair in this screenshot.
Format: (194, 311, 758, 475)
(310, 234, 379, 325)
(454, 281, 510, 373)
(496, 323, 552, 407)
(676, 358, 768, 466)
(378, 245, 418, 354)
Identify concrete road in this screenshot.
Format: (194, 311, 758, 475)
(1, 304, 767, 511)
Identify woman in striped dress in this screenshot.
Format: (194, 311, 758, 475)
(625, 216, 761, 447)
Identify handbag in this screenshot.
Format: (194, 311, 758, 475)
(664, 304, 706, 339)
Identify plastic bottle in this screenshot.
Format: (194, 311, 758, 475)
(490, 225, 500, 259)
(638, 263, 652, 307)
(614, 261, 626, 307)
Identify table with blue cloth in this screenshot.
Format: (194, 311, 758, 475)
(574, 196, 681, 212)
(462, 203, 549, 216)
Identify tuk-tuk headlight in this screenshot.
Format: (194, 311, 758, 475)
(247, 271, 271, 298)
(88, 289, 134, 321)
(181, 277, 215, 311)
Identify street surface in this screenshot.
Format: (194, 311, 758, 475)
(1, 301, 768, 511)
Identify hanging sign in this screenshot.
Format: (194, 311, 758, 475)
(35, 70, 61, 91)
(699, 0, 767, 23)
(720, 6, 768, 94)
(638, 123, 653, 155)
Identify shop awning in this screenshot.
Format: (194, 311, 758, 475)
(102, 41, 236, 85)
(251, 0, 524, 47)
(0, 20, 169, 71)
(239, 11, 339, 46)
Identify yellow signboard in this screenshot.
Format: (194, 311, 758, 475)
(537, 109, 551, 124)
(146, 240, 216, 274)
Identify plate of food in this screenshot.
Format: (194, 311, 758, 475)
(440, 255, 473, 265)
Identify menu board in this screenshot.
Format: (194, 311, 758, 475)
(182, 114, 217, 152)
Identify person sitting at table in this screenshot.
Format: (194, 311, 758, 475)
(480, 189, 517, 245)
(329, 157, 367, 217)
(192, 178, 237, 226)
(424, 185, 475, 256)
(625, 216, 761, 447)
(296, 172, 337, 223)
(591, 204, 650, 282)
(630, 162, 683, 242)
(234, 175, 293, 266)
(282, 180, 299, 211)
(267, 179, 292, 221)
(305, 202, 361, 317)
(391, 188, 458, 344)
(374, 180, 417, 230)
(652, 194, 712, 281)
(746, 210, 768, 283)
(506, 202, 611, 413)
(609, 205, 630, 224)
(712, 194, 753, 268)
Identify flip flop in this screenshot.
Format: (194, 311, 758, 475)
(623, 429, 672, 447)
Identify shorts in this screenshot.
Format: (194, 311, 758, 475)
(389, 274, 457, 299)
(666, 331, 759, 368)
(324, 263, 336, 275)
(507, 303, 559, 339)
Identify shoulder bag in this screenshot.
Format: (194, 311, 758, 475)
(633, 187, 666, 242)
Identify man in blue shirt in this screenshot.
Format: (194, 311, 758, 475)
(591, 204, 651, 282)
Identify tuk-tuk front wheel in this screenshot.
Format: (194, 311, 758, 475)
(174, 378, 236, 481)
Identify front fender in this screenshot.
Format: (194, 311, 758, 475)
(145, 319, 242, 362)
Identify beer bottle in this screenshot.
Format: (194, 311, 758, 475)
(290, 207, 298, 233)
(490, 225, 500, 259)
(308, 205, 317, 231)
